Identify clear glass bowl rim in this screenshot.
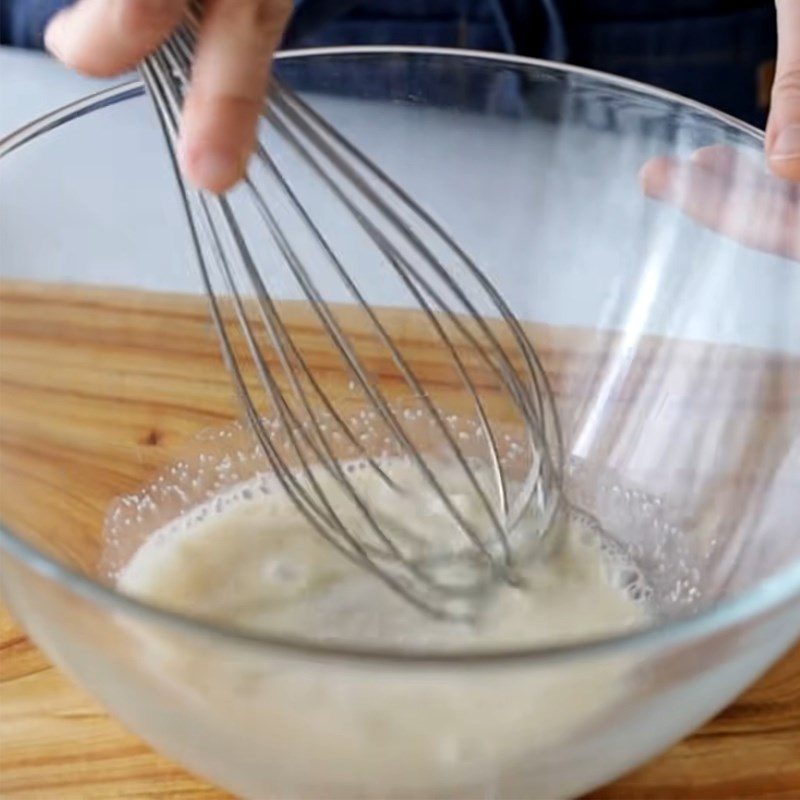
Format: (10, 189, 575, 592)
(1, 45, 797, 668)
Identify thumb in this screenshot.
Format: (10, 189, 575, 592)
(767, 0, 800, 180)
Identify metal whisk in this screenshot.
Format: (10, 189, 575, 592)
(141, 10, 563, 619)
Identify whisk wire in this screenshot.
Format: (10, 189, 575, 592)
(142, 54, 496, 619)
(141, 17, 564, 618)
(162, 29, 518, 569)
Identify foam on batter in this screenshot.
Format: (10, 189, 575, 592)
(117, 457, 649, 648)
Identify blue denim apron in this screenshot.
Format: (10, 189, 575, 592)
(1, 0, 777, 127)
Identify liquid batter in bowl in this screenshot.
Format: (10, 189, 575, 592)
(117, 456, 649, 648)
(109, 452, 653, 796)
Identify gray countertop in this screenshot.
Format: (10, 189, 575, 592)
(1, 46, 798, 353)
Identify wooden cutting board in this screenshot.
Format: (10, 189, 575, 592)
(1, 280, 799, 799)
(1, 610, 796, 799)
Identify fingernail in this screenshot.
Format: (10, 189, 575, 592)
(770, 124, 800, 161)
(188, 151, 242, 193)
(44, 10, 68, 58)
(638, 159, 679, 201)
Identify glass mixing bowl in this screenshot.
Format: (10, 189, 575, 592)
(1, 47, 799, 800)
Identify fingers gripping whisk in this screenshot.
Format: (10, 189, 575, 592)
(140, 8, 564, 619)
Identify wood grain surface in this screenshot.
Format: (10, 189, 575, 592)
(2, 608, 797, 799)
(1, 280, 798, 799)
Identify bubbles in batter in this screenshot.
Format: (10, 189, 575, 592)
(115, 453, 650, 649)
(101, 418, 708, 795)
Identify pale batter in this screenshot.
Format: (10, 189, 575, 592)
(117, 457, 648, 648)
(110, 455, 653, 798)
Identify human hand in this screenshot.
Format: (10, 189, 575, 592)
(640, 0, 800, 261)
(766, 0, 800, 182)
(640, 145, 799, 261)
(44, 0, 292, 194)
